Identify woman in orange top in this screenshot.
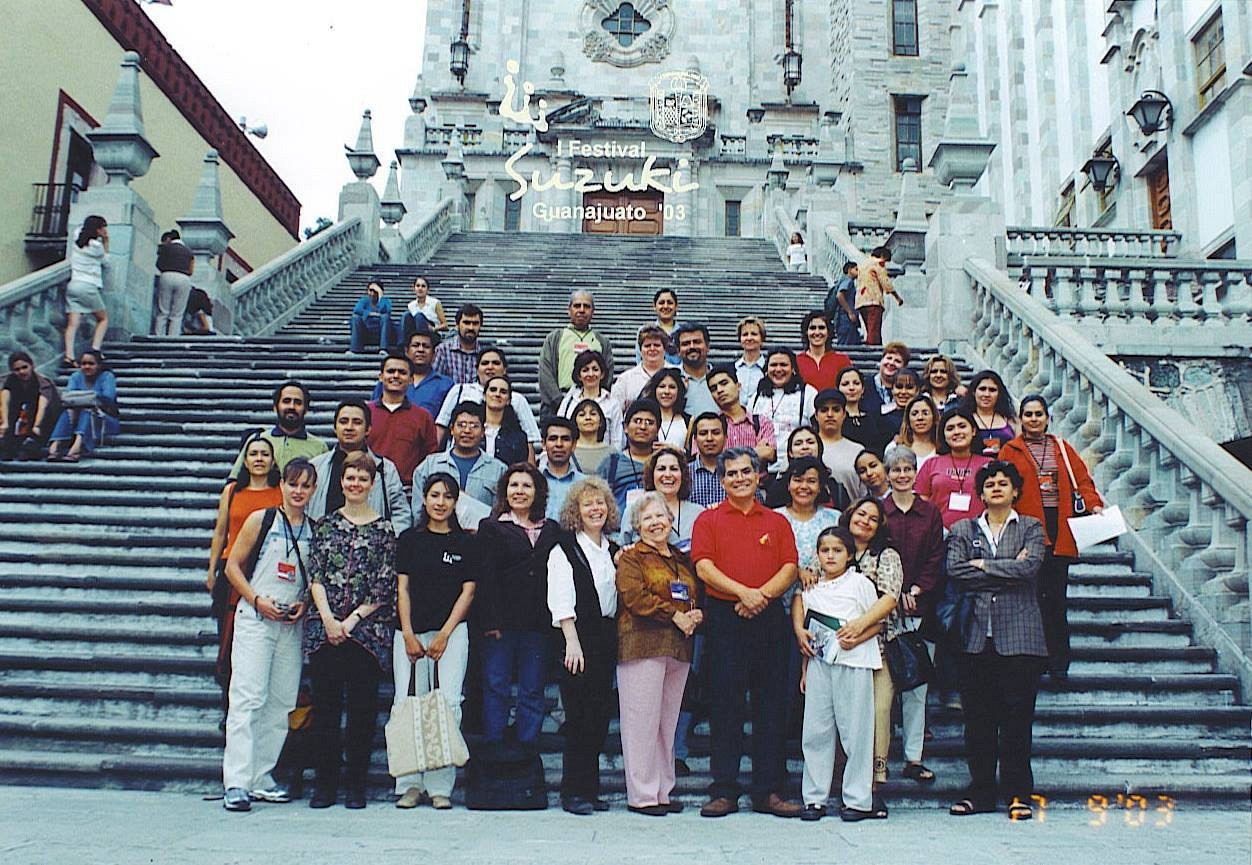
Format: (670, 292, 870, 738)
(208, 433, 284, 712)
(1000, 395, 1104, 679)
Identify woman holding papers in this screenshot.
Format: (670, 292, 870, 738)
(1000, 395, 1103, 680)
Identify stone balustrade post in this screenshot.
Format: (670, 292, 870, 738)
(175, 151, 235, 333)
(339, 109, 382, 265)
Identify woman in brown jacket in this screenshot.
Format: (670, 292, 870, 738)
(1000, 395, 1104, 679)
(615, 491, 703, 816)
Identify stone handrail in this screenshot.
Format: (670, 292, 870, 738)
(230, 218, 363, 337)
(810, 218, 865, 288)
(847, 221, 892, 251)
(965, 256, 1252, 692)
(0, 261, 72, 370)
(767, 204, 800, 264)
(1007, 225, 1181, 259)
(401, 198, 456, 264)
(1018, 258, 1252, 350)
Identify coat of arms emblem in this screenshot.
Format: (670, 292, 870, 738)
(649, 70, 709, 143)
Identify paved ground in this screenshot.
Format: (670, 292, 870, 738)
(0, 787, 1246, 865)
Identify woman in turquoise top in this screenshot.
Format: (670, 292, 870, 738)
(46, 349, 119, 462)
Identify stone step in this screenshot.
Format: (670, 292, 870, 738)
(1066, 598, 1172, 623)
(0, 506, 216, 530)
(1070, 621, 1193, 648)
(1068, 574, 1153, 598)
(0, 543, 205, 569)
(0, 593, 209, 616)
(0, 573, 206, 595)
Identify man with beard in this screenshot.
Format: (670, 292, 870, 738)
(676, 322, 717, 417)
(228, 380, 328, 478)
(306, 399, 411, 534)
(433, 304, 488, 384)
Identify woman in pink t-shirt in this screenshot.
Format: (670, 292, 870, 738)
(914, 408, 991, 529)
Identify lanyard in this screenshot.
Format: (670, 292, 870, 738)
(951, 454, 975, 493)
(1024, 436, 1050, 472)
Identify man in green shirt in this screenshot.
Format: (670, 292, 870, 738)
(538, 290, 615, 415)
(227, 380, 328, 479)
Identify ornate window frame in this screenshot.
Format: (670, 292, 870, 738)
(580, 0, 676, 67)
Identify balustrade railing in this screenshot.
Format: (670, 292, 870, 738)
(719, 135, 746, 156)
(1006, 225, 1181, 260)
(401, 198, 456, 264)
(230, 218, 362, 337)
(0, 261, 71, 370)
(847, 221, 892, 252)
(502, 128, 530, 151)
(427, 126, 484, 150)
(965, 257, 1252, 691)
(1018, 258, 1252, 345)
(765, 135, 819, 158)
(27, 182, 77, 240)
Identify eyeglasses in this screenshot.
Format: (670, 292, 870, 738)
(453, 420, 481, 430)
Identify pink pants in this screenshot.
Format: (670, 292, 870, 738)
(617, 656, 690, 807)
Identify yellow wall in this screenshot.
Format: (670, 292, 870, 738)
(0, 0, 298, 285)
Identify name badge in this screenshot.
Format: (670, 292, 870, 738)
(949, 493, 972, 513)
(572, 341, 591, 353)
(1038, 473, 1057, 494)
(670, 582, 691, 603)
(625, 488, 644, 509)
(276, 561, 297, 582)
(982, 437, 1001, 455)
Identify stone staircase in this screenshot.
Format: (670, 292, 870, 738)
(0, 231, 1247, 802)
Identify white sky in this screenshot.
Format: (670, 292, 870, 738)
(141, 0, 428, 235)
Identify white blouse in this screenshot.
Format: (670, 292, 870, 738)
(546, 532, 618, 625)
(557, 387, 624, 451)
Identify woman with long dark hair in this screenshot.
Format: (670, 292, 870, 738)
(64, 215, 109, 366)
(392, 472, 478, 810)
(961, 370, 1018, 458)
(639, 367, 688, 449)
(892, 395, 939, 468)
(45, 349, 119, 462)
(1000, 395, 1104, 679)
(746, 348, 816, 476)
(838, 366, 888, 452)
(476, 464, 561, 748)
(573, 398, 613, 474)
(0, 350, 60, 460)
(482, 375, 534, 465)
(915, 408, 993, 529)
(557, 350, 624, 450)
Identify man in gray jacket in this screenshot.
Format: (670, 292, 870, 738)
(306, 400, 410, 535)
(410, 401, 506, 529)
(538, 290, 615, 415)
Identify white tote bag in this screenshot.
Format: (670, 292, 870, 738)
(386, 660, 470, 777)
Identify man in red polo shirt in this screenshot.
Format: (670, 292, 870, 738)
(690, 447, 802, 819)
(368, 352, 438, 489)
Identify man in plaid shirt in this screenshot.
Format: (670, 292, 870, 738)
(689, 412, 727, 508)
(432, 303, 487, 384)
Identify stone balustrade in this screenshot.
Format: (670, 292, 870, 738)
(1007, 225, 1181, 260)
(719, 135, 747, 156)
(426, 125, 484, 150)
(765, 134, 819, 158)
(502, 128, 530, 151)
(401, 198, 456, 263)
(965, 257, 1252, 693)
(847, 222, 892, 251)
(230, 218, 363, 337)
(0, 261, 71, 370)
(1018, 257, 1252, 352)
(767, 204, 801, 265)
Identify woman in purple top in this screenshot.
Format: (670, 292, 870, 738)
(961, 371, 1018, 458)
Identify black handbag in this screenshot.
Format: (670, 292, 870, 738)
(934, 580, 978, 648)
(884, 629, 935, 691)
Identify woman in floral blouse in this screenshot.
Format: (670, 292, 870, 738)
(305, 450, 397, 810)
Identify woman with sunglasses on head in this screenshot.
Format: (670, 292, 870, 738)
(482, 375, 534, 466)
(1000, 395, 1104, 680)
(557, 350, 624, 451)
(922, 355, 964, 412)
(45, 349, 119, 463)
(961, 371, 1019, 458)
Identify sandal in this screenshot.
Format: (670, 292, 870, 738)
(46, 451, 64, 462)
(60, 357, 77, 369)
(1007, 799, 1033, 821)
(902, 762, 936, 784)
(870, 791, 889, 819)
(949, 798, 997, 816)
(62, 452, 80, 463)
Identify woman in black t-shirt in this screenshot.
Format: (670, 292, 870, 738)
(391, 472, 479, 810)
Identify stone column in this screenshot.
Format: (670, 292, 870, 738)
(669, 150, 697, 237)
(883, 159, 930, 345)
(439, 136, 469, 232)
(339, 109, 382, 265)
(69, 51, 160, 340)
(379, 160, 408, 262)
(175, 151, 235, 333)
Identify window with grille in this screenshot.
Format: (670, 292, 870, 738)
(1194, 12, 1225, 109)
(602, 3, 651, 47)
(504, 196, 521, 231)
(892, 0, 919, 56)
(893, 96, 923, 171)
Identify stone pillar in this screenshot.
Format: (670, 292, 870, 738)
(175, 151, 235, 333)
(70, 51, 160, 339)
(340, 109, 382, 264)
(883, 159, 931, 345)
(925, 61, 1000, 354)
(440, 136, 469, 232)
(669, 150, 697, 237)
(379, 160, 408, 262)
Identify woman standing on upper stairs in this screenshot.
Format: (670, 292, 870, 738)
(961, 371, 1019, 458)
(1000, 395, 1104, 680)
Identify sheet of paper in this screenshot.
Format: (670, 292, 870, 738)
(1067, 505, 1128, 553)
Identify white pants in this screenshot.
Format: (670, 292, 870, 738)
(155, 271, 193, 336)
(900, 625, 936, 763)
(222, 603, 304, 791)
(391, 624, 468, 797)
(801, 661, 874, 812)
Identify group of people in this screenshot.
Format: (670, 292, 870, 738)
(205, 278, 1106, 825)
(1, 348, 119, 463)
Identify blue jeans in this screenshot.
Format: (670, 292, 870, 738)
(705, 597, 790, 801)
(481, 630, 550, 745)
(350, 315, 392, 352)
(49, 408, 119, 453)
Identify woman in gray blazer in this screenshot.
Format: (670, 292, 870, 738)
(944, 460, 1046, 821)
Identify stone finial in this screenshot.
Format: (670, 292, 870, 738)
(887, 157, 928, 265)
(345, 109, 381, 180)
(766, 144, 789, 190)
(548, 53, 567, 89)
(408, 75, 428, 113)
(685, 56, 702, 76)
(87, 51, 159, 183)
(927, 62, 996, 191)
(177, 151, 234, 256)
(380, 160, 407, 226)
(441, 134, 466, 181)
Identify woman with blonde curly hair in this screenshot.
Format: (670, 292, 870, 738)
(546, 476, 621, 815)
(922, 355, 964, 411)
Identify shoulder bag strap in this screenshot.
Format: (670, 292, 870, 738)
(1053, 434, 1078, 488)
(242, 508, 280, 582)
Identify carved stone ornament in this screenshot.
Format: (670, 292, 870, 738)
(579, 0, 676, 68)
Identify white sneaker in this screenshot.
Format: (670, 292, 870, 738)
(224, 788, 252, 811)
(249, 784, 291, 803)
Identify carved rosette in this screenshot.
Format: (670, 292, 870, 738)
(579, 0, 675, 68)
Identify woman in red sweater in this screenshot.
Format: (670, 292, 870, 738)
(796, 311, 851, 393)
(1000, 395, 1104, 679)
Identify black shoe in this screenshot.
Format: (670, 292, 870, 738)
(800, 804, 826, 821)
(309, 789, 336, 809)
(591, 798, 610, 812)
(663, 801, 684, 814)
(674, 758, 691, 777)
(840, 806, 875, 822)
(628, 804, 669, 817)
(562, 797, 594, 816)
(344, 788, 367, 810)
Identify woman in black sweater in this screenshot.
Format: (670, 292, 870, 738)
(475, 464, 561, 747)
